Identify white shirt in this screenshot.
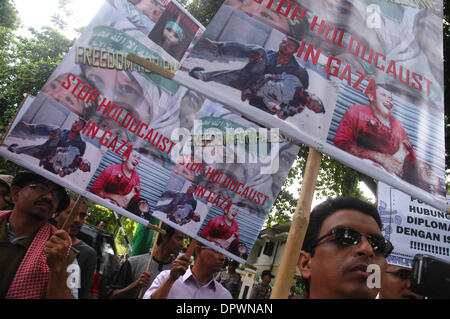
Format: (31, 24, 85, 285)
(143, 266, 232, 299)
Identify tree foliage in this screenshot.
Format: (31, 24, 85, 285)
(0, 27, 73, 134)
(0, 0, 20, 30)
(183, 0, 224, 26)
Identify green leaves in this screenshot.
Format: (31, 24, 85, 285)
(0, 24, 73, 136)
(268, 146, 374, 228)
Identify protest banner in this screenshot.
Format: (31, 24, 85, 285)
(0, 0, 302, 265)
(378, 181, 450, 269)
(162, 0, 446, 212)
(153, 0, 445, 298)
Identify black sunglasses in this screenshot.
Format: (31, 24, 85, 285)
(311, 226, 393, 257)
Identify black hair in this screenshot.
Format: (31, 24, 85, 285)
(157, 222, 177, 245)
(300, 197, 382, 294)
(67, 192, 87, 205)
(53, 192, 87, 216)
(302, 197, 381, 254)
(261, 270, 273, 279)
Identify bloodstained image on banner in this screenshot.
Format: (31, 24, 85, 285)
(90, 150, 141, 209)
(328, 80, 445, 200)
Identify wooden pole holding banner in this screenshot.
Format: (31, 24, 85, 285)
(61, 194, 84, 232)
(127, 53, 175, 80)
(146, 222, 166, 233)
(270, 148, 322, 299)
(137, 220, 163, 299)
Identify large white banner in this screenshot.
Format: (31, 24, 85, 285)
(173, 0, 446, 211)
(0, 1, 301, 264)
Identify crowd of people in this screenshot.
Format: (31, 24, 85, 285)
(0, 170, 424, 299)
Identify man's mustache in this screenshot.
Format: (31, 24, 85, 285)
(35, 199, 53, 210)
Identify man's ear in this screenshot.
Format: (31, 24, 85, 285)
(298, 250, 312, 280)
(9, 185, 22, 204)
(159, 232, 167, 244)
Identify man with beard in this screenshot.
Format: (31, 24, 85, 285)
(90, 150, 141, 209)
(8, 118, 87, 175)
(298, 197, 393, 298)
(333, 84, 416, 178)
(0, 171, 75, 298)
(54, 194, 97, 299)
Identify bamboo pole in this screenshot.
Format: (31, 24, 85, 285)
(137, 220, 163, 299)
(127, 53, 175, 80)
(61, 195, 84, 232)
(270, 148, 322, 299)
(147, 221, 166, 234)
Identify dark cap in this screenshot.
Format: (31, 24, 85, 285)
(262, 270, 274, 278)
(11, 171, 70, 213)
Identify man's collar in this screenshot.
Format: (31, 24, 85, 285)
(181, 266, 218, 291)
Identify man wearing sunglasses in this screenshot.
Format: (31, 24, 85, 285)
(379, 264, 423, 299)
(0, 171, 76, 299)
(298, 197, 393, 299)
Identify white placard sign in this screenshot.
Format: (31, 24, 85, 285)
(378, 182, 450, 268)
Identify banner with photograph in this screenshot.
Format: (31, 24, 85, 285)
(378, 182, 450, 268)
(175, 0, 446, 211)
(0, 0, 301, 264)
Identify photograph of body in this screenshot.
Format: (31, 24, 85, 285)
(7, 118, 90, 177)
(188, 36, 314, 118)
(90, 150, 141, 209)
(182, 3, 337, 139)
(155, 184, 201, 226)
(199, 204, 240, 251)
(330, 83, 445, 198)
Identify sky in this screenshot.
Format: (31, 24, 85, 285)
(11, 0, 376, 212)
(13, 0, 105, 38)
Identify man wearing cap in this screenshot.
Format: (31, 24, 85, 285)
(0, 171, 76, 299)
(250, 270, 274, 299)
